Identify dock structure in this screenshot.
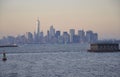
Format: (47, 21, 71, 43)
(0, 44, 18, 48)
(88, 43, 120, 52)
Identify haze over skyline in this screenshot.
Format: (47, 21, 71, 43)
(0, 0, 120, 39)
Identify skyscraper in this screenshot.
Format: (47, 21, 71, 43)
(69, 29, 75, 43)
(34, 17, 40, 43)
(63, 32, 70, 44)
(86, 30, 93, 43)
(78, 30, 85, 43)
(36, 17, 40, 38)
(49, 25, 55, 37)
(55, 31, 61, 39)
(26, 32, 33, 43)
(93, 33, 98, 42)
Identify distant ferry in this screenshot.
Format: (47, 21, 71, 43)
(88, 43, 120, 52)
(0, 44, 18, 48)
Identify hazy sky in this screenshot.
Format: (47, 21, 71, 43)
(0, 0, 120, 39)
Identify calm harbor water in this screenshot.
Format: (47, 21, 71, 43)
(0, 44, 120, 77)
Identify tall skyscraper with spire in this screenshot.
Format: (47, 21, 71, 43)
(36, 17, 40, 37)
(34, 17, 40, 43)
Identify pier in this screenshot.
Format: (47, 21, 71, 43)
(0, 44, 18, 48)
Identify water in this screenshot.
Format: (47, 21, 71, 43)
(0, 44, 120, 77)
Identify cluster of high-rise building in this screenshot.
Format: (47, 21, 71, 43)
(0, 18, 98, 45)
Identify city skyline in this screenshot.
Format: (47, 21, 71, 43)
(0, 20, 99, 44)
(0, 0, 120, 39)
(0, 18, 118, 40)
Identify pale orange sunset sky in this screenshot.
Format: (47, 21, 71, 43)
(0, 0, 120, 39)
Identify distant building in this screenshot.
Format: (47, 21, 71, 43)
(49, 25, 56, 43)
(62, 32, 70, 44)
(55, 31, 61, 43)
(73, 35, 80, 43)
(34, 18, 41, 43)
(69, 29, 75, 43)
(0, 36, 15, 45)
(40, 31, 44, 38)
(40, 31, 45, 43)
(86, 30, 98, 43)
(26, 32, 33, 43)
(57, 36, 64, 44)
(46, 30, 50, 43)
(49, 25, 55, 38)
(55, 31, 61, 39)
(78, 30, 85, 43)
(93, 33, 98, 42)
(15, 35, 27, 44)
(86, 30, 93, 43)
(36, 18, 40, 37)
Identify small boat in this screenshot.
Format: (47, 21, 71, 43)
(2, 57, 7, 61)
(2, 52, 7, 61)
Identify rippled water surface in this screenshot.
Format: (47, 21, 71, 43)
(0, 44, 120, 77)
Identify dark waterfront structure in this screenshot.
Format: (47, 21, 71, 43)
(0, 44, 18, 48)
(88, 43, 120, 52)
